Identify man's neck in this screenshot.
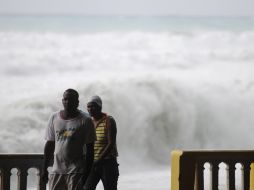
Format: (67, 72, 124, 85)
(61, 109, 79, 120)
(93, 112, 104, 121)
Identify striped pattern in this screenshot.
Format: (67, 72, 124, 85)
(94, 115, 118, 160)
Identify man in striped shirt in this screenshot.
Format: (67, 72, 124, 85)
(84, 95, 119, 190)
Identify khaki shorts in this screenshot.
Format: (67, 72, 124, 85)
(48, 173, 84, 190)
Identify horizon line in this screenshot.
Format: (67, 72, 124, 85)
(0, 13, 253, 19)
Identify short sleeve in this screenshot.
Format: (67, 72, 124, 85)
(44, 113, 55, 141)
(84, 117, 96, 144)
(108, 116, 117, 129)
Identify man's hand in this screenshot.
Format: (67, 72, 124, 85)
(82, 172, 89, 186)
(41, 169, 49, 184)
(43, 141, 54, 184)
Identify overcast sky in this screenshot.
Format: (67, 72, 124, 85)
(0, 0, 254, 17)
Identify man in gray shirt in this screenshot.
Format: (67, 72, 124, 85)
(42, 89, 96, 190)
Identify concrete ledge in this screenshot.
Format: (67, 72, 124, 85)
(171, 150, 254, 190)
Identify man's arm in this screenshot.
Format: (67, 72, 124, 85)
(84, 142, 94, 183)
(95, 117, 117, 163)
(42, 140, 55, 183)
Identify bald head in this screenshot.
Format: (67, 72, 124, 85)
(62, 89, 79, 112)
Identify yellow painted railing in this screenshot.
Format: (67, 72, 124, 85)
(171, 150, 254, 190)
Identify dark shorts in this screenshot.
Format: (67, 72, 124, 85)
(84, 158, 119, 190)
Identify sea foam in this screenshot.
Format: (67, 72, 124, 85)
(1, 28, 254, 190)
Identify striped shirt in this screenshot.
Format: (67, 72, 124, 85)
(93, 114, 118, 160)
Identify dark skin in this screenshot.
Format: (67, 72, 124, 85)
(42, 90, 94, 184)
(87, 102, 117, 166)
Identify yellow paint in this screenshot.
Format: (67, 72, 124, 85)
(171, 151, 254, 190)
(171, 150, 183, 190)
(251, 163, 254, 190)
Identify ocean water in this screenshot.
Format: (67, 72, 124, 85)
(1, 16, 254, 190)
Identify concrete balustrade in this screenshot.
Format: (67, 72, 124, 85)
(0, 154, 47, 190)
(1, 151, 254, 190)
(171, 150, 254, 190)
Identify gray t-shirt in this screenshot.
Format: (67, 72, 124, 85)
(45, 110, 96, 174)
